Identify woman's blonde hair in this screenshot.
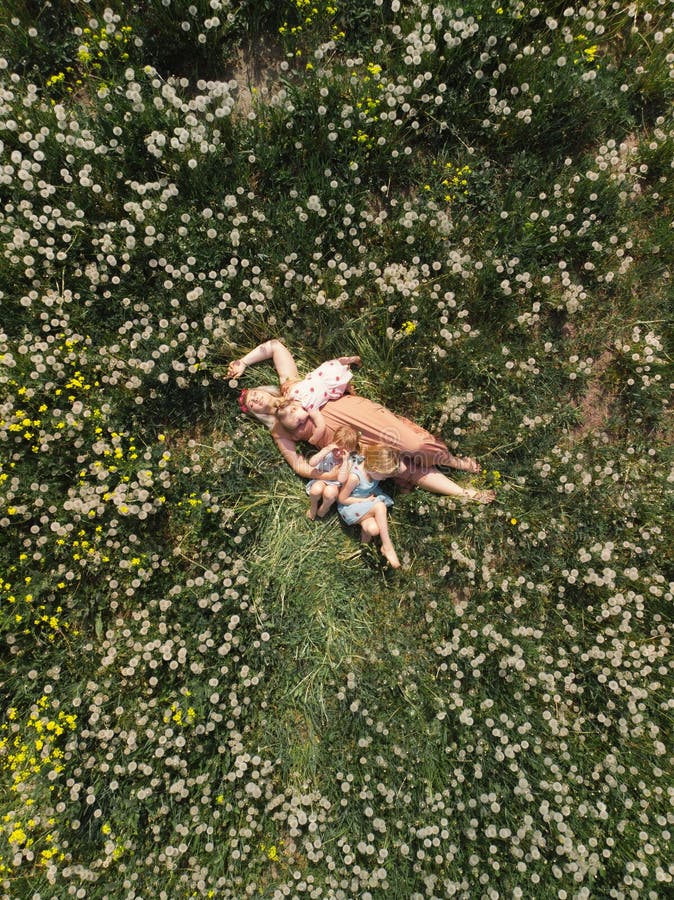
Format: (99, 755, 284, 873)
(362, 444, 400, 477)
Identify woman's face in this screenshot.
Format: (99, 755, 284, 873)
(246, 388, 276, 414)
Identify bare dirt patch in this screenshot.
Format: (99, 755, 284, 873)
(227, 39, 285, 118)
(569, 348, 616, 441)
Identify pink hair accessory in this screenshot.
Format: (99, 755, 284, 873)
(238, 389, 250, 414)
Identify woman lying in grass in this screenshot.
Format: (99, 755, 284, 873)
(228, 339, 495, 503)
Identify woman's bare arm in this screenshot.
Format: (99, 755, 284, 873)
(227, 339, 299, 383)
(273, 432, 338, 480)
(308, 443, 338, 467)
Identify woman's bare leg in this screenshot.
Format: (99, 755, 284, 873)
(415, 469, 496, 503)
(444, 453, 481, 473)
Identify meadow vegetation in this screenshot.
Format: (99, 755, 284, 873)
(0, 1, 672, 897)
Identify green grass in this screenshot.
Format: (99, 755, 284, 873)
(1, 1, 673, 897)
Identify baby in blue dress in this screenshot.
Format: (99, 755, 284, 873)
(337, 444, 401, 569)
(305, 425, 360, 520)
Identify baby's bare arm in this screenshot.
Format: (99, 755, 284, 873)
(307, 408, 327, 444)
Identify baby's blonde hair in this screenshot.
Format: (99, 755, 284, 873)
(362, 444, 400, 477)
(275, 397, 296, 417)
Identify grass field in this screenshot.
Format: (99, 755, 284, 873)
(1, 1, 672, 897)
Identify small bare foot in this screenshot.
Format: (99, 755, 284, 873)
(381, 544, 401, 568)
(306, 508, 317, 520)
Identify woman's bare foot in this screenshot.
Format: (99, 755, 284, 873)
(381, 543, 401, 568)
(447, 455, 481, 474)
(464, 488, 496, 504)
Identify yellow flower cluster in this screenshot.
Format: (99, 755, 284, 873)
(0, 699, 77, 794)
(1, 568, 75, 639)
(279, 0, 345, 55)
(574, 34, 600, 65)
(165, 702, 197, 727)
(424, 161, 473, 204)
(260, 839, 286, 865)
(45, 23, 134, 99)
(353, 62, 385, 149)
(1, 334, 101, 454)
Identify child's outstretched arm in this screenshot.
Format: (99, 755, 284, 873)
(227, 339, 299, 383)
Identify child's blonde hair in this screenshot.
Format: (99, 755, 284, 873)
(362, 444, 400, 477)
(332, 425, 360, 453)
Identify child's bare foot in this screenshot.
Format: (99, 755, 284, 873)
(306, 508, 317, 520)
(381, 543, 401, 568)
(339, 355, 361, 367)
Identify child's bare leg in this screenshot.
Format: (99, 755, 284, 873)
(317, 484, 339, 517)
(307, 482, 324, 520)
(360, 517, 378, 543)
(371, 501, 400, 568)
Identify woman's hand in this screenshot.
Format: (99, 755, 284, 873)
(227, 359, 247, 378)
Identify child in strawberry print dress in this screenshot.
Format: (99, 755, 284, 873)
(282, 356, 361, 410)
